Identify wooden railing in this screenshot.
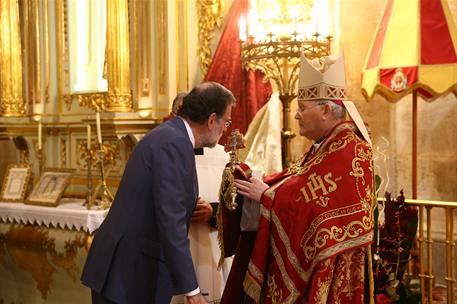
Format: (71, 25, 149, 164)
(405, 199, 456, 304)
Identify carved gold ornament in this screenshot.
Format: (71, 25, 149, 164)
(0, 0, 26, 117)
(197, 0, 223, 75)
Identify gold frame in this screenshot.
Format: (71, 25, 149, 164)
(0, 164, 32, 202)
(25, 168, 74, 207)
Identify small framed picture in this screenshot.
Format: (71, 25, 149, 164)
(26, 168, 74, 207)
(0, 164, 32, 202)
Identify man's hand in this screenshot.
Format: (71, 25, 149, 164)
(186, 293, 208, 304)
(191, 197, 213, 222)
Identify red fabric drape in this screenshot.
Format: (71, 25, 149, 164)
(420, 0, 457, 64)
(204, 0, 272, 145)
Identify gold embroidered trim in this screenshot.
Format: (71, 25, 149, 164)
(271, 210, 308, 282)
(314, 277, 331, 304)
(264, 175, 292, 200)
(267, 275, 283, 304)
(216, 201, 226, 269)
(271, 236, 299, 303)
(307, 233, 373, 277)
(291, 133, 354, 178)
(244, 273, 263, 303)
(303, 215, 371, 261)
(260, 204, 271, 221)
(247, 261, 264, 284)
(301, 204, 363, 248)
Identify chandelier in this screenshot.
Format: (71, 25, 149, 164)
(239, 0, 332, 167)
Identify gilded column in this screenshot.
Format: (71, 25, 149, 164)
(155, 0, 167, 95)
(133, 0, 152, 110)
(0, 0, 25, 116)
(24, 0, 46, 115)
(105, 0, 132, 112)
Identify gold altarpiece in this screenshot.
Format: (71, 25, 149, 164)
(0, 0, 225, 302)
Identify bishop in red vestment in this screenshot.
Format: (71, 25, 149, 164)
(219, 55, 375, 304)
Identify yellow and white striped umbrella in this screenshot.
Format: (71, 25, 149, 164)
(362, 0, 457, 102)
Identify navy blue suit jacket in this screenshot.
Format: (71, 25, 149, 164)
(81, 118, 198, 303)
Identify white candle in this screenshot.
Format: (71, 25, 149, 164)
(239, 15, 247, 41)
(38, 121, 42, 150)
(33, 103, 44, 115)
(96, 111, 102, 144)
(87, 124, 91, 149)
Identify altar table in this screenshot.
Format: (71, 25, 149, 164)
(0, 199, 107, 303)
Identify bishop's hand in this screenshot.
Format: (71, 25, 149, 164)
(234, 177, 269, 202)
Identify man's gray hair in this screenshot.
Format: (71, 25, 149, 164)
(314, 99, 346, 119)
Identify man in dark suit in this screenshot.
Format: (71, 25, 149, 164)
(81, 81, 235, 304)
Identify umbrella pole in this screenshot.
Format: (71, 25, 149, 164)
(412, 91, 425, 301)
(412, 91, 417, 199)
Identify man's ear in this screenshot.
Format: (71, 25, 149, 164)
(322, 103, 332, 120)
(207, 112, 217, 128)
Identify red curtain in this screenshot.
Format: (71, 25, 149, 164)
(204, 0, 273, 145)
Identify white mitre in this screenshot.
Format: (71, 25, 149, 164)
(298, 54, 347, 101)
(298, 54, 372, 145)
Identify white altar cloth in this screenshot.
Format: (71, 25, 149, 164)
(0, 198, 108, 233)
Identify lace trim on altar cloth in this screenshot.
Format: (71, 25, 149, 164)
(0, 198, 107, 233)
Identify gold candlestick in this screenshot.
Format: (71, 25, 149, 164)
(37, 148, 45, 176)
(97, 144, 114, 209)
(95, 109, 113, 209)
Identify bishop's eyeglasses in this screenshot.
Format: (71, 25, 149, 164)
(223, 118, 232, 128)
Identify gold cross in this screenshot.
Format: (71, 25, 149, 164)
(220, 129, 245, 211)
(224, 129, 245, 166)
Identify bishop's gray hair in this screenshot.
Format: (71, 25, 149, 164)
(314, 99, 346, 119)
